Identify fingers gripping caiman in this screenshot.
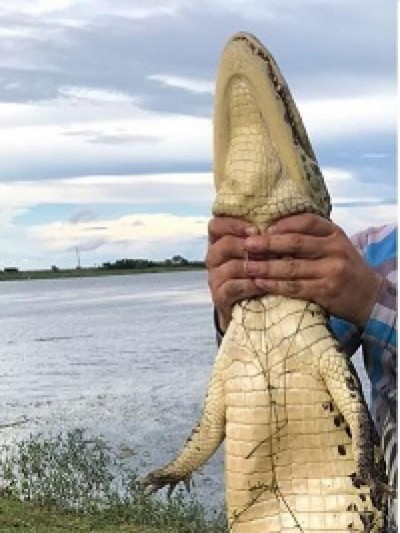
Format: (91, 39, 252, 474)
(143, 33, 387, 532)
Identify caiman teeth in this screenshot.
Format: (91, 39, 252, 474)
(230, 32, 316, 162)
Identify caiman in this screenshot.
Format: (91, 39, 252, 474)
(143, 32, 387, 532)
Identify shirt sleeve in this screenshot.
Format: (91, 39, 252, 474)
(330, 224, 397, 358)
(361, 277, 397, 356)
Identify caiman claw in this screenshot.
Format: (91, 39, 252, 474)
(140, 469, 191, 498)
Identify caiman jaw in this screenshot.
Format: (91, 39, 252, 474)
(213, 32, 331, 229)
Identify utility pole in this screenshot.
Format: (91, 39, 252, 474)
(75, 246, 81, 269)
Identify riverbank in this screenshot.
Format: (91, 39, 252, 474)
(0, 497, 170, 532)
(0, 430, 226, 533)
(0, 265, 205, 282)
(0, 496, 222, 532)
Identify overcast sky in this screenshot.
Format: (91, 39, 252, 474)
(0, 0, 396, 269)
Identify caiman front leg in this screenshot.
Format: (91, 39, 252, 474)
(141, 352, 226, 496)
(318, 341, 387, 513)
(294, 302, 384, 498)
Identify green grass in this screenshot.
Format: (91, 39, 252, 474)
(0, 496, 220, 532)
(0, 430, 226, 533)
(0, 497, 165, 531)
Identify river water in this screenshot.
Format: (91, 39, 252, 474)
(0, 271, 370, 509)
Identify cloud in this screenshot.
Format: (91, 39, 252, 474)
(332, 204, 397, 237)
(0, 1, 178, 20)
(148, 74, 214, 95)
(69, 208, 99, 224)
(4, 199, 396, 270)
(1, 164, 395, 269)
(0, 82, 395, 181)
(0, 103, 213, 179)
(63, 129, 162, 146)
(58, 86, 137, 104)
(0, 165, 395, 214)
(66, 237, 107, 252)
(0, 0, 394, 109)
(299, 92, 396, 142)
(323, 167, 394, 206)
(0, 173, 214, 210)
(31, 213, 209, 253)
(0, 207, 29, 230)
(361, 152, 388, 160)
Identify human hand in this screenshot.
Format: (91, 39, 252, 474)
(244, 213, 383, 327)
(206, 217, 264, 332)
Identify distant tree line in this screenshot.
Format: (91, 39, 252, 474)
(0, 256, 204, 275)
(101, 259, 155, 270)
(100, 255, 204, 270)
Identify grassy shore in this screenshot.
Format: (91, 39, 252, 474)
(0, 265, 205, 282)
(0, 429, 226, 533)
(0, 496, 222, 532)
(0, 497, 177, 532)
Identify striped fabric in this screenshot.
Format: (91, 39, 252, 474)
(330, 223, 397, 530)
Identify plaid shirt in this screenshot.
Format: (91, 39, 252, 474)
(330, 223, 397, 527)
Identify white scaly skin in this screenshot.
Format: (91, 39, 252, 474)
(142, 33, 387, 532)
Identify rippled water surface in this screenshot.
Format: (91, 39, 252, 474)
(1, 271, 224, 505)
(0, 270, 370, 508)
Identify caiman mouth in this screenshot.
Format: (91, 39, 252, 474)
(232, 32, 316, 161)
(213, 31, 331, 227)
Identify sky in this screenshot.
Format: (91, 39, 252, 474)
(0, 0, 397, 270)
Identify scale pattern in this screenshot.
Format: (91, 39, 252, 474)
(142, 32, 387, 532)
